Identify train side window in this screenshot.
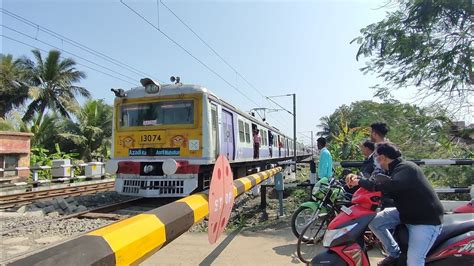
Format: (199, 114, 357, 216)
(244, 123, 250, 143)
(211, 104, 219, 158)
(238, 120, 245, 142)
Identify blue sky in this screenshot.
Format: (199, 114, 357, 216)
(2, 0, 410, 145)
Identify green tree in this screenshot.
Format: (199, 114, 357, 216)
(18, 49, 90, 127)
(317, 105, 352, 142)
(352, 0, 473, 110)
(0, 54, 30, 118)
(318, 100, 473, 187)
(27, 113, 61, 149)
(58, 99, 112, 161)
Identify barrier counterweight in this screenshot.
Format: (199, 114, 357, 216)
(9, 167, 282, 266)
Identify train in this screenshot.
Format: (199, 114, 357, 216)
(106, 77, 311, 197)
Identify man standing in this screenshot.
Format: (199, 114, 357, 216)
(253, 129, 261, 159)
(370, 122, 389, 175)
(347, 142, 443, 266)
(316, 137, 333, 181)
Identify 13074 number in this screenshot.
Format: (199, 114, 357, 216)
(140, 134, 161, 142)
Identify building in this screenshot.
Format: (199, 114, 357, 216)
(0, 131, 34, 181)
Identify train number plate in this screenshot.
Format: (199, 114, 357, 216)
(139, 134, 164, 144)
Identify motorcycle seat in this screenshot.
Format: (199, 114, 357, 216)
(431, 213, 474, 249)
(395, 213, 474, 253)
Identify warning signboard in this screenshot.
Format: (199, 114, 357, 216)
(208, 155, 235, 244)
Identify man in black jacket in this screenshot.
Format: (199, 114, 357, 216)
(347, 142, 443, 266)
(360, 139, 375, 177)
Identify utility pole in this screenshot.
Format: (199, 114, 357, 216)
(265, 93, 297, 175)
(311, 130, 314, 156)
(293, 93, 297, 174)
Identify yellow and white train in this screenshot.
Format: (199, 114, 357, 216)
(106, 78, 310, 197)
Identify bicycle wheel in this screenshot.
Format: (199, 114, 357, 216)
(296, 212, 329, 264)
(291, 206, 328, 242)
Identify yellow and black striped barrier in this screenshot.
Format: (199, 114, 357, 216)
(9, 167, 282, 266)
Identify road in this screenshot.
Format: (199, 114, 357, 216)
(141, 222, 384, 265)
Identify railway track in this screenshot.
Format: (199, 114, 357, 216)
(0, 180, 115, 209)
(0, 197, 173, 264)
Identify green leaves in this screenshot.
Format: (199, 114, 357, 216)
(18, 49, 90, 124)
(0, 54, 30, 118)
(353, 0, 473, 111)
(58, 99, 112, 161)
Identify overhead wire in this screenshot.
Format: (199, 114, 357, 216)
(120, 0, 261, 107)
(0, 8, 163, 83)
(159, 0, 290, 124)
(160, 0, 294, 136)
(1, 25, 138, 86)
(1, 34, 137, 86)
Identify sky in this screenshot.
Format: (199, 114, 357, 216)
(1, 0, 446, 146)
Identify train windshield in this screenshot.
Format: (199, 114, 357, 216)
(120, 100, 194, 127)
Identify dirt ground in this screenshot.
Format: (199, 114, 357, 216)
(141, 216, 385, 265)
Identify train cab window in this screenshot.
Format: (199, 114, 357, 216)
(261, 130, 266, 146)
(120, 100, 194, 127)
(238, 120, 245, 142)
(244, 123, 250, 143)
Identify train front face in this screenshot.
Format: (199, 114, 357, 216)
(109, 85, 211, 197)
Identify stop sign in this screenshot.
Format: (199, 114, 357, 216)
(208, 155, 235, 244)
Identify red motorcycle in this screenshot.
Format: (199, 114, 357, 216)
(311, 176, 474, 266)
(453, 199, 474, 214)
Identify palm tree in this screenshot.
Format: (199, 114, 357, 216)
(18, 49, 90, 127)
(58, 100, 112, 161)
(0, 54, 30, 118)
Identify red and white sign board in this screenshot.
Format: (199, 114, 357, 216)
(208, 155, 234, 244)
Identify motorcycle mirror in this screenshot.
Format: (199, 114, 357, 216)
(374, 173, 391, 185)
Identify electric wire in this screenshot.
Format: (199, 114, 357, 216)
(1, 34, 137, 86)
(0, 8, 163, 83)
(120, 0, 261, 107)
(160, 0, 289, 121)
(1, 24, 138, 85)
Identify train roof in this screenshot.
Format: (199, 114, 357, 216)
(123, 83, 217, 99)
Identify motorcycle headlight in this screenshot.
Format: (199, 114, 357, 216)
(322, 223, 358, 247)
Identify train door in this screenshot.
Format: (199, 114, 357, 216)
(268, 130, 273, 158)
(220, 109, 235, 160)
(278, 135, 281, 157)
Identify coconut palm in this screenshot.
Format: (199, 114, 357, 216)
(0, 54, 30, 118)
(58, 99, 112, 161)
(18, 49, 90, 126)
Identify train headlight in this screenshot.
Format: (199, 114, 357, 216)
(140, 78, 161, 94)
(162, 159, 178, 175)
(105, 160, 118, 174)
(143, 164, 154, 174)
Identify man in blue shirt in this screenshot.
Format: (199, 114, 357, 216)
(316, 137, 333, 181)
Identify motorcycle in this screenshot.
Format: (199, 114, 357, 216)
(291, 177, 349, 242)
(310, 174, 474, 266)
(453, 199, 474, 213)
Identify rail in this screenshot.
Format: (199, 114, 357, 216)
(0, 180, 115, 209)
